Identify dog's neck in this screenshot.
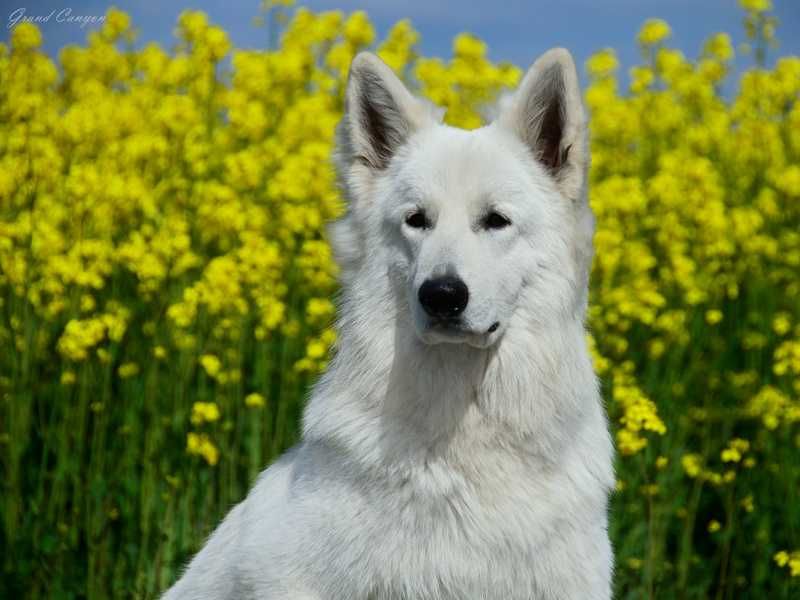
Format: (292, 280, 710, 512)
(302, 284, 599, 475)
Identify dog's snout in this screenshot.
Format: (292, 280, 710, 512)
(418, 276, 469, 319)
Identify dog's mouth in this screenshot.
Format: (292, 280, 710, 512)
(429, 316, 499, 330)
(421, 317, 502, 347)
(429, 316, 464, 330)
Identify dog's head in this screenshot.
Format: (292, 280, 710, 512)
(332, 50, 593, 348)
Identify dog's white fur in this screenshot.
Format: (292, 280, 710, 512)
(163, 48, 614, 600)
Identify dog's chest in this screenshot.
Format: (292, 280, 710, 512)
(290, 405, 612, 598)
(342, 446, 590, 598)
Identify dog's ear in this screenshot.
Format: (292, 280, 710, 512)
(496, 48, 588, 201)
(339, 52, 437, 171)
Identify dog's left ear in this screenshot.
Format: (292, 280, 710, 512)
(497, 48, 588, 201)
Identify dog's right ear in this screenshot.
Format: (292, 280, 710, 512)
(339, 52, 437, 171)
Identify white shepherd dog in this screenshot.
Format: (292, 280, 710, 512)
(164, 48, 615, 599)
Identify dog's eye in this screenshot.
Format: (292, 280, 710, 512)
(404, 210, 430, 229)
(483, 211, 511, 230)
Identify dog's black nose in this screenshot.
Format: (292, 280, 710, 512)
(418, 276, 469, 319)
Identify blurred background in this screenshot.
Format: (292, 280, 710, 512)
(0, 1, 798, 598)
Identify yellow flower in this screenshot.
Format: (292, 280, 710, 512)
(177, 10, 208, 42)
(80, 294, 95, 313)
(630, 66, 654, 94)
(708, 520, 721, 533)
(57, 318, 107, 361)
(245, 392, 266, 408)
(704, 33, 734, 62)
(118, 362, 140, 378)
(682, 454, 703, 478)
(748, 386, 796, 429)
(790, 558, 800, 577)
(103, 8, 132, 39)
(637, 19, 671, 47)
(306, 298, 335, 321)
(205, 26, 231, 61)
(11, 23, 43, 51)
(186, 432, 219, 466)
(612, 369, 666, 456)
(627, 557, 643, 570)
(343, 11, 375, 47)
(723, 438, 750, 462)
(377, 19, 419, 73)
(617, 428, 647, 456)
(739, 0, 772, 12)
(306, 340, 327, 359)
(641, 483, 659, 497)
(453, 33, 487, 61)
(200, 354, 222, 378)
(773, 549, 800, 576)
(772, 313, 792, 335)
(586, 49, 618, 79)
(191, 401, 221, 425)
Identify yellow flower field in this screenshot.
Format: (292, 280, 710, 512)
(1, 1, 798, 597)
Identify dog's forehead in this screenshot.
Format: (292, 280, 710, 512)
(396, 125, 533, 204)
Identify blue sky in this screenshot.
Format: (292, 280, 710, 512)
(2, 1, 799, 85)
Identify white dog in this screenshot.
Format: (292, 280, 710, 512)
(163, 47, 614, 600)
